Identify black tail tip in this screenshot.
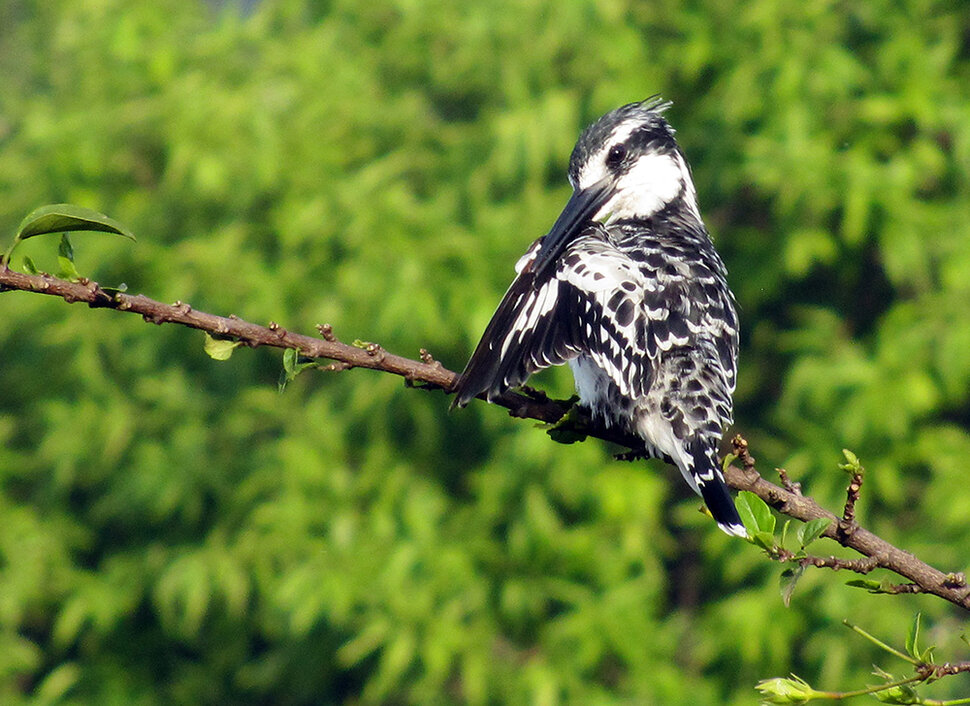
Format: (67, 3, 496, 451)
(699, 479, 747, 538)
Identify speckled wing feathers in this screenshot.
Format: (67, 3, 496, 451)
(451, 227, 662, 407)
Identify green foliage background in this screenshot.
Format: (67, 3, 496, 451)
(2, 0, 970, 703)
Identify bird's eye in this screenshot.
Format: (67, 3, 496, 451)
(606, 144, 627, 168)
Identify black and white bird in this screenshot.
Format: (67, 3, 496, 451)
(451, 98, 746, 537)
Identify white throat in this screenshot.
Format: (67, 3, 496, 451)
(582, 152, 701, 223)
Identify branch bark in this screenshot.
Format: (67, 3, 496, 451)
(3, 264, 969, 611)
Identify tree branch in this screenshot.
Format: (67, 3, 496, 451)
(728, 437, 970, 610)
(3, 264, 969, 611)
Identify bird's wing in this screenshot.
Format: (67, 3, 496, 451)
(451, 230, 660, 408)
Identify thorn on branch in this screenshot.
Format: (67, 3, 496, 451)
(318, 323, 337, 342)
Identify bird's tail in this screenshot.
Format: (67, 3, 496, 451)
(689, 442, 747, 538)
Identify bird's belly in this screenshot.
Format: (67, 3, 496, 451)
(568, 356, 635, 430)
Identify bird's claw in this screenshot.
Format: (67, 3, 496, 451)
(543, 397, 590, 445)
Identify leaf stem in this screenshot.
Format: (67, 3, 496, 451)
(814, 674, 922, 700)
(842, 619, 919, 665)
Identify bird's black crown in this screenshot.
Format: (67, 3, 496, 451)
(568, 97, 678, 185)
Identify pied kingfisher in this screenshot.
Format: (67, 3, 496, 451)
(451, 98, 745, 537)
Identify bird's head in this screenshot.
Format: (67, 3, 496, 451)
(531, 98, 701, 275)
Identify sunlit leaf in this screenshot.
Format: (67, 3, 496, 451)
(905, 612, 921, 660)
(3, 203, 136, 267)
(204, 334, 241, 361)
(57, 234, 81, 281)
(278, 347, 317, 391)
(797, 518, 831, 549)
(16, 204, 135, 241)
(737, 490, 776, 536)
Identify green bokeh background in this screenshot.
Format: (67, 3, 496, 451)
(2, 0, 970, 703)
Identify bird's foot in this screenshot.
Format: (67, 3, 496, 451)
(543, 396, 590, 445)
(614, 447, 651, 462)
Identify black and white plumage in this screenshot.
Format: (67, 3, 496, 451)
(452, 98, 745, 537)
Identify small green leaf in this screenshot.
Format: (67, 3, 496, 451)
(22, 255, 38, 274)
(720, 451, 737, 472)
(780, 565, 805, 607)
(780, 519, 791, 549)
(278, 348, 317, 391)
(838, 448, 863, 475)
(57, 255, 80, 281)
(16, 204, 135, 241)
(846, 578, 882, 591)
(871, 682, 920, 704)
(845, 578, 901, 594)
(58, 233, 74, 262)
(100, 282, 128, 296)
(871, 666, 896, 681)
(905, 613, 922, 660)
(797, 518, 831, 549)
(57, 234, 81, 280)
(755, 674, 818, 704)
(752, 531, 776, 551)
(3, 204, 136, 267)
(736, 490, 776, 536)
(282, 347, 299, 376)
(204, 334, 241, 361)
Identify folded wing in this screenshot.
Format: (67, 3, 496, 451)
(451, 230, 658, 408)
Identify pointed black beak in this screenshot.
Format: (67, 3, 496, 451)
(530, 179, 612, 277)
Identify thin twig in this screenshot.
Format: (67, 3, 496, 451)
(841, 468, 865, 537)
